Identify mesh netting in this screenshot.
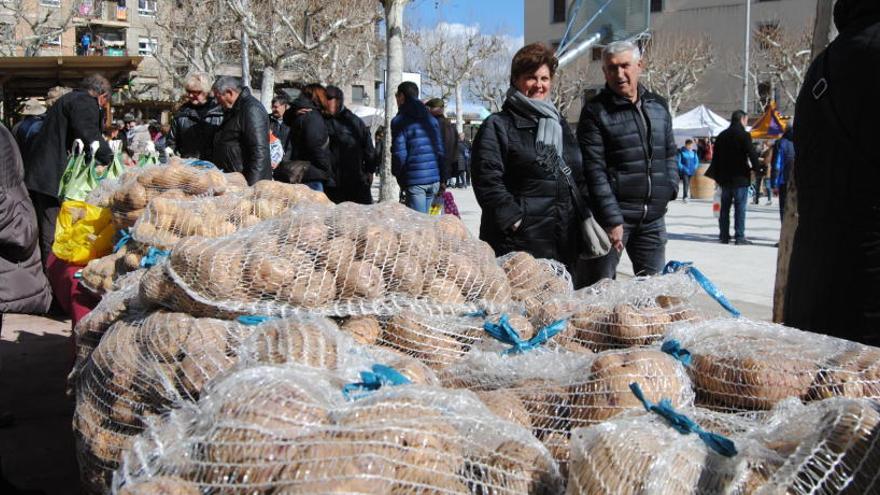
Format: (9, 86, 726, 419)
(665, 319, 880, 412)
(108, 161, 233, 229)
(70, 270, 149, 392)
(530, 272, 703, 352)
(745, 397, 880, 494)
(150, 202, 513, 317)
(438, 348, 694, 476)
(500, 252, 574, 319)
(81, 241, 148, 294)
(73, 311, 377, 494)
(114, 364, 564, 494)
(131, 181, 332, 250)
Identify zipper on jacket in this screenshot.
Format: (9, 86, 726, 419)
(631, 100, 654, 222)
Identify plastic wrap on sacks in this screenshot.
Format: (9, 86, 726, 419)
(665, 318, 880, 412)
(438, 348, 695, 476)
(131, 181, 331, 250)
(150, 202, 514, 318)
(114, 364, 564, 494)
(73, 312, 376, 494)
(534, 272, 703, 352)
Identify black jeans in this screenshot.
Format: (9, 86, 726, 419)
(720, 185, 748, 241)
(577, 216, 668, 286)
(28, 191, 60, 268)
(680, 172, 691, 199)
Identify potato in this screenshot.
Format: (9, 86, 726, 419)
(425, 278, 466, 305)
(337, 261, 385, 299)
(340, 316, 382, 345)
(386, 254, 427, 296)
(511, 378, 570, 439)
(502, 252, 546, 291)
(476, 389, 532, 430)
(692, 353, 815, 410)
(483, 440, 557, 494)
(250, 320, 338, 369)
(808, 347, 880, 400)
(383, 311, 463, 369)
(279, 268, 337, 309)
(321, 236, 357, 273)
(357, 225, 398, 265)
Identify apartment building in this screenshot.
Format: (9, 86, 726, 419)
(526, 0, 817, 120)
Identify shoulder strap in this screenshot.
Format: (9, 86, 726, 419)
(548, 147, 591, 221)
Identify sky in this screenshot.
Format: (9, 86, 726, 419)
(407, 0, 525, 38)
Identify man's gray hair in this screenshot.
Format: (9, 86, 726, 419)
(81, 74, 111, 96)
(212, 76, 243, 94)
(602, 40, 642, 62)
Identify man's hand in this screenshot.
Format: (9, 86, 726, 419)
(606, 224, 624, 252)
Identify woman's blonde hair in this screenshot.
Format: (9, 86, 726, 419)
(184, 72, 213, 94)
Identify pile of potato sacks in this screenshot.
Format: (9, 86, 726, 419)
(69, 164, 880, 495)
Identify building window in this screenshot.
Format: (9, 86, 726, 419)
(552, 0, 566, 24)
(650, 0, 663, 12)
(351, 85, 366, 104)
(42, 33, 62, 47)
(138, 36, 158, 56)
(591, 46, 603, 61)
(138, 0, 156, 16)
(40, 0, 61, 6)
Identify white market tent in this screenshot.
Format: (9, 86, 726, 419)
(672, 105, 730, 145)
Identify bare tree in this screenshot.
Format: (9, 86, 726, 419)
(145, 0, 240, 96)
(297, 21, 382, 89)
(0, 0, 77, 56)
(378, 0, 409, 202)
(408, 22, 504, 133)
(225, 0, 381, 110)
(552, 55, 593, 118)
(641, 34, 715, 118)
(469, 45, 512, 113)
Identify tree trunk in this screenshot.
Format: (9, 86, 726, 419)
(260, 64, 276, 112)
(379, 0, 408, 203)
(772, 0, 835, 323)
(454, 81, 464, 135)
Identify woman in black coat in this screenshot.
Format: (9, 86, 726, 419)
(471, 43, 589, 285)
(282, 84, 335, 192)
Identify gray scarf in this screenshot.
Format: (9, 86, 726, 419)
(504, 86, 564, 155)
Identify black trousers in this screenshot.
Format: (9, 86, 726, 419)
(28, 191, 60, 269)
(576, 216, 668, 286)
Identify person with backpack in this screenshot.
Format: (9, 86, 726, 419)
(677, 139, 699, 202)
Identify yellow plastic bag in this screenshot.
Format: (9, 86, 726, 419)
(52, 200, 115, 265)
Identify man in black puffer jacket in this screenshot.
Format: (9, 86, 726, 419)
(168, 73, 224, 161)
(707, 111, 760, 244)
(578, 41, 678, 285)
(211, 76, 272, 185)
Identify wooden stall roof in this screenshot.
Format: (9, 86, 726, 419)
(0, 56, 142, 96)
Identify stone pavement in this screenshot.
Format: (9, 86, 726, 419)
(452, 185, 781, 320)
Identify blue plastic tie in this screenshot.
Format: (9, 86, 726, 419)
(237, 315, 275, 326)
(139, 247, 170, 268)
(482, 314, 567, 355)
(342, 364, 411, 400)
(663, 261, 741, 317)
(463, 309, 488, 318)
(113, 228, 132, 253)
(661, 339, 692, 366)
(629, 382, 738, 457)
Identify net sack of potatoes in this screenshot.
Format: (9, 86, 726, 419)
(108, 161, 236, 229)
(80, 241, 149, 294)
(533, 272, 704, 353)
(74, 311, 370, 494)
(664, 318, 880, 412)
(439, 347, 694, 476)
(70, 270, 149, 391)
(736, 397, 880, 495)
(566, 404, 761, 495)
(131, 180, 331, 250)
(156, 201, 514, 318)
(114, 363, 564, 494)
(499, 251, 574, 319)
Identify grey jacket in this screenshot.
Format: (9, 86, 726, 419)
(0, 124, 52, 314)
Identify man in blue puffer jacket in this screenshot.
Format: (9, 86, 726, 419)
(391, 81, 445, 213)
(677, 139, 699, 202)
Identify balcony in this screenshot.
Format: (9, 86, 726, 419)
(74, 1, 129, 25)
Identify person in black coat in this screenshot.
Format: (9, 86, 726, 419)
(324, 86, 377, 204)
(211, 76, 272, 186)
(168, 73, 224, 162)
(707, 111, 761, 244)
(784, 0, 880, 346)
(283, 84, 335, 191)
(426, 98, 459, 189)
(577, 41, 678, 285)
(25, 74, 114, 268)
(472, 43, 588, 282)
(269, 94, 293, 162)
